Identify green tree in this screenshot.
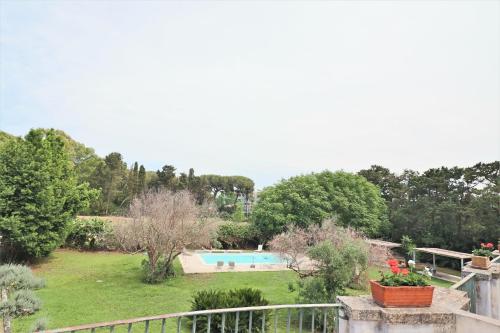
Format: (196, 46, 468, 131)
(202, 175, 227, 199)
(93, 152, 128, 214)
(126, 161, 140, 200)
(253, 171, 388, 241)
(177, 172, 189, 190)
(156, 165, 177, 190)
(138, 165, 147, 193)
(358, 165, 402, 203)
(0, 265, 45, 333)
(0, 129, 96, 259)
(0, 131, 15, 147)
(389, 162, 499, 253)
(315, 171, 389, 237)
(253, 174, 330, 240)
(48, 129, 104, 186)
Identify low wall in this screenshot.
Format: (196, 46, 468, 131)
(337, 288, 469, 333)
(461, 262, 500, 319)
(455, 309, 500, 333)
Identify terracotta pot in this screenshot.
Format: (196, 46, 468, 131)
(471, 255, 491, 269)
(369, 280, 434, 308)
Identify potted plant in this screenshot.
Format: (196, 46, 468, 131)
(471, 242, 494, 269)
(370, 259, 434, 308)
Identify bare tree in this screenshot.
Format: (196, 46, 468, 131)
(269, 220, 390, 284)
(114, 189, 211, 282)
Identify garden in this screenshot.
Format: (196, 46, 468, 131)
(0, 130, 494, 332)
(12, 249, 452, 332)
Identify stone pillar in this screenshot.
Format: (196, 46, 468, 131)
(337, 288, 469, 333)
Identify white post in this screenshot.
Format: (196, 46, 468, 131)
(433, 254, 436, 269)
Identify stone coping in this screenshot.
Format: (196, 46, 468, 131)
(337, 287, 469, 325)
(462, 262, 500, 279)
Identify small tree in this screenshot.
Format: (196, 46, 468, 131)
(270, 221, 389, 302)
(0, 264, 45, 333)
(401, 235, 416, 264)
(114, 189, 211, 283)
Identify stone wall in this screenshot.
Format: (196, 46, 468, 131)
(337, 288, 468, 333)
(461, 261, 500, 319)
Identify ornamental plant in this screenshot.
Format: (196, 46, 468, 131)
(472, 242, 494, 257)
(378, 259, 431, 287)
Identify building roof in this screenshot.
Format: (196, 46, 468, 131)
(415, 247, 472, 259)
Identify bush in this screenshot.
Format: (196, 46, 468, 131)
(190, 288, 269, 333)
(65, 218, 112, 250)
(216, 222, 258, 249)
(141, 257, 175, 284)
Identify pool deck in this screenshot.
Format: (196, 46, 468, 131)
(179, 250, 290, 274)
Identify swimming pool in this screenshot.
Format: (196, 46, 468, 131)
(199, 252, 285, 265)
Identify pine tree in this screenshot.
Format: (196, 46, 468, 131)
(138, 165, 147, 194)
(132, 162, 139, 194)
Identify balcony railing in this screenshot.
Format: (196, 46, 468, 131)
(40, 303, 344, 333)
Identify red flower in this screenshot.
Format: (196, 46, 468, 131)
(387, 259, 398, 267)
(401, 268, 409, 276)
(390, 266, 400, 274)
(486, 243, 494, 248)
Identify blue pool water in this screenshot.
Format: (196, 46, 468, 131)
(199, 252, 285, 265)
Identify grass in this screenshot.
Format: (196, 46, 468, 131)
(14, 250, 453, 332)
(15, 250, 298, 332)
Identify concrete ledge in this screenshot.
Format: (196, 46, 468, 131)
(455, 309, 500, 333)
(337, 288, 471, 332)
(338, 288, 469, 324)
(462, 262, 500, 280)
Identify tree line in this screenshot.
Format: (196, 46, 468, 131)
(358, 163, 499, 253)
(0, 128, 497, 262)
(0, 129, 254, 216)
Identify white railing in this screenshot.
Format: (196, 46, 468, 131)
(40, 303, 344, 333)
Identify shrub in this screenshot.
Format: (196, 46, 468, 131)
(141, 257, 175, 284)
(216, 222, 258, 249)
(0, 264, 45, 333)
(270, 221, 371, 303)
(190, 288, 269, 333)
(65, 218, 112, 250)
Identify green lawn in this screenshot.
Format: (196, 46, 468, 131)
(15, 250, 453, 332)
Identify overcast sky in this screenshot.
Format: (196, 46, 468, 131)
(1, 1, 499, 188)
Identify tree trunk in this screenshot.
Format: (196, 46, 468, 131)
(2, 288, 11, 333)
